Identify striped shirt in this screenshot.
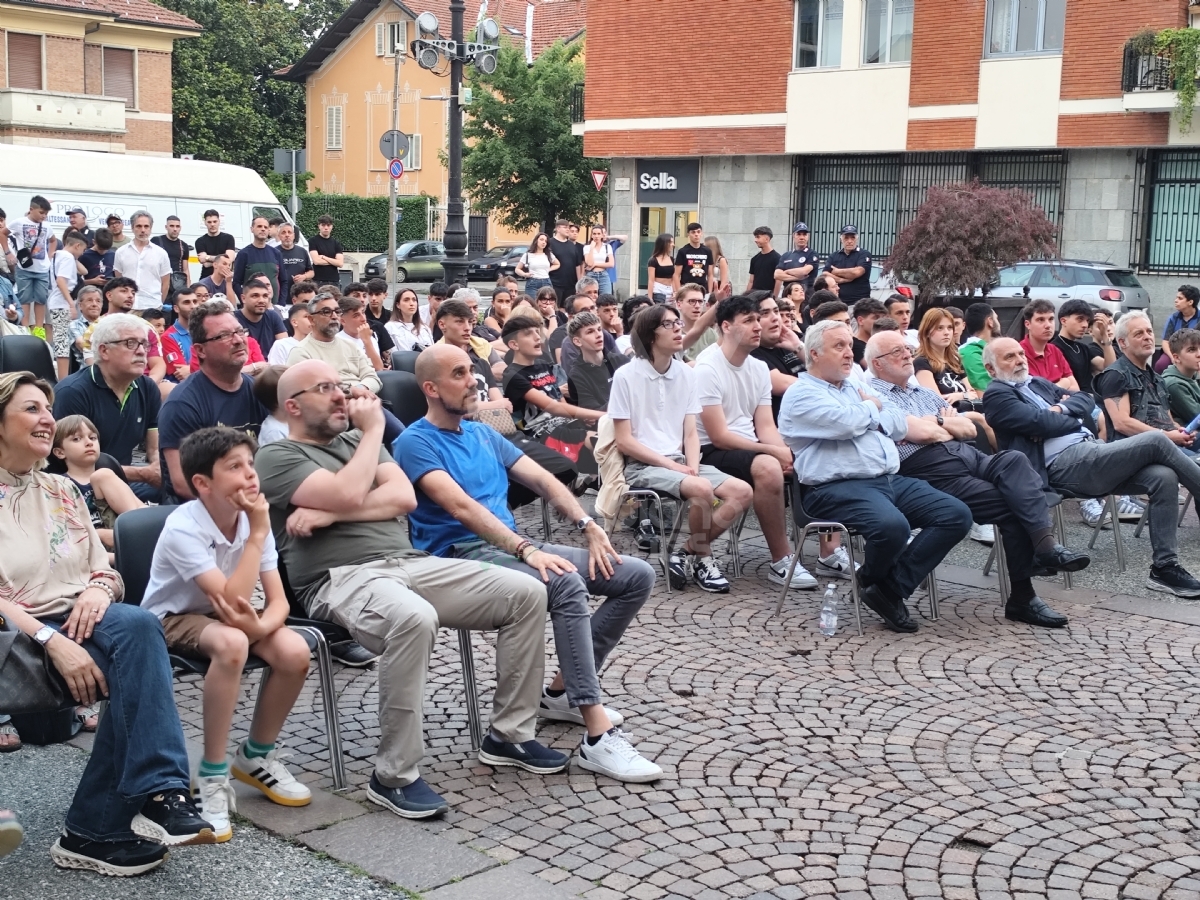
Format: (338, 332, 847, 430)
(869, 377, 950, 461)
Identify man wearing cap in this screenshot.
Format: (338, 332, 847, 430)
(823, 226, 872, 304)
(105, 214, 130, 249)
(774, 223, 818, 298)
(64, 208, 94, 246)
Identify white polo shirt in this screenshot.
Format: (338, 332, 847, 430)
(607, 356, 700, 457)
(114, 241, 172, 310)
(141, 499, 278, 619)
(693, 343, 772, 446)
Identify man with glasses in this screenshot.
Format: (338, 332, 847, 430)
(157, 301, 269, 503)
(53, 312, 163, 501)
(676, 284, 717, 363)
(864, 330, 1086, 628)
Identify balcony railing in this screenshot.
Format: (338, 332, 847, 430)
(569, 82, 584, 124)
(1122, 44, 1175, 92)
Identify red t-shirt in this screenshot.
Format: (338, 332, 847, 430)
(1021, 337, 1072, 383)
(188, 336, 266, 372)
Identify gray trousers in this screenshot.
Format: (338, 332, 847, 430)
(452, 541, 654, 709)
(310, 556, 547, 787)
(1048, 431, 1200, 569)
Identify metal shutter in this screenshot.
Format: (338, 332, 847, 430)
(103, 47, 136, 108)
(7, 33, 42, 91)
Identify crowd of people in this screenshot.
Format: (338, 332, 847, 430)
(2, 200, 1199, 877)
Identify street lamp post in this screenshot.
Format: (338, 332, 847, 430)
(411, 2, 499, 287)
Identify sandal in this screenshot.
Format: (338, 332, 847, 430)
(0, 722, 20, 753)
(0, 809, 22, 858)
(75, 704, 100, 733)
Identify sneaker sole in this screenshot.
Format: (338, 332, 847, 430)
(366, 785, 447, 819)
(1145, 578, 1200, 599)
(767, 570, 818, 590)
(130, 813, 218, 847)
(231, 768, 312, 808)
(51, 840, 166, 876)
(575, 753, 663, 784)
(814, 563, 854, 581)
(537, 704, 625, 728)
(477, 748, 569, 774)
(692, 573, 730, 593)
(330, 653, 379, 668)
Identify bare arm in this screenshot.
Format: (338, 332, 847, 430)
(414, 468, 530, 556)
(520, 387, 602, 424)
(1104, 394, 1191, 444)
(285, 461, 416, 535)
(681, 304, 717, 351)
(288, 397, 388, 512)
(163, 447, 193, 499)
(683, 413, 700, 471)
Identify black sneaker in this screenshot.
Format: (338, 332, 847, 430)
(366, 772, 448, 819)
(330, 640, 379, 667)
(478, 734, 570, 774)
(1147, 563, 1200, 598)
(691, 555, 730, 593)
(635, 519, 660, 553)
(51, 830, 168, 877)
(131, 790, 216, 846)
(667, 553, 688, 590)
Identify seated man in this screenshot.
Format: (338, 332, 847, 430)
(1052, 299, 1115, 397)
(883, 294, 919, 348)
(1096, 311, 1191, 447)
(609, 303, 753, 593)
(982, 337, 1200, 597)
(778, 320, 974, 633)
(959, 302, 1001, 392)
(865, 331, 1088, 627)
(1163, 327, 1200, 427)
(1019, 299, 1078, 391)
(557, 294, 619, 378)
(257, 359, 565, 818)
(565, 311, 627, 412)
(393, 345, 662, 783)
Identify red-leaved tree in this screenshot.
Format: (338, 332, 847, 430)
(887, 181, 1059, 301)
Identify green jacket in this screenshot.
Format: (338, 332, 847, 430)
(1162, 364, 1200, 426)
(960, 338, 991, 391)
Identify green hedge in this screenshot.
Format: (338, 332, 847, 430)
(290, 194, 431, 252)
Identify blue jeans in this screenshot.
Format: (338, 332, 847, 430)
(46, 604, 191, 841)
(452, 541, 654, 708)
(524, 277, 552, 295)
(804, 474, 972, 602)
(130, 481, 162, 503)
(587, 272, 612, 295)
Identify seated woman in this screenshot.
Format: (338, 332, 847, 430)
(914, 308, 996, 451)
(385, 287, 433, 353)
(0, 371, 213, 877)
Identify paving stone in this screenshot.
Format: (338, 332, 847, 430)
(423, 865, 586, 899)
(231, 780, 368, 837)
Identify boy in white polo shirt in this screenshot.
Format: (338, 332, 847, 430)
(608, 302, 752, 593)
(141, 426, 312, 843)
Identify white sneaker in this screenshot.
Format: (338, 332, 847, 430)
(576, 729, 662, 783)
(968, 522, 995, 544)
(1116, 496, 1145, 522)
(1080, 498, 1107, 528)
(815, 546, 858, 580)
(231, 745, 312, 807)
(538, 688, 624, 728)
(768, 557, 818, 589)
(195, 772, 235, 843)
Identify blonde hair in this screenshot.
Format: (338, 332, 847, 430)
(0, 371, 55, 470)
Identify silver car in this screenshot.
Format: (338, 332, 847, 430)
(986, 261, 1150, 316)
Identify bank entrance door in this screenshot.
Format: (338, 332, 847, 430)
(637, 205, 699, 289)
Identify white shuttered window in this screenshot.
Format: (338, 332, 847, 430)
(325, 105, 344, 150)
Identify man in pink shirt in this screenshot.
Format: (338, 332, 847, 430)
(1019, 299, 1078, 391)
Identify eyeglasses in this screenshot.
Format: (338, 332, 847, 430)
(658, 319, 683, 331)
(196, 327, 249, 344)
(877, 346, 914, 361)
(312, 308, 342, 318)
(288, 381, 349, 400)
(105, 338, 149, 351)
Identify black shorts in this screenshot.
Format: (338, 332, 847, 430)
(699, 446, 768, 486)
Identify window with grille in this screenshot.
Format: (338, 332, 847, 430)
(1141, 151, 1200, 276)
(7, 33, 43, 91)
(404, 134, 422, 170)
(325, 106, 343, 150)
(103, 47, 136, 108)
(375, 20, 408, 57)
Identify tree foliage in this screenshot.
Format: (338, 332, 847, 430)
(462, 41, 607, 233)
(887, 181, 1059, 299)
(290, 195, 429, 251)
(159, 0, 349, 173)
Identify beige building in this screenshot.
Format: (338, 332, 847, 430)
(278, 0, 585, 249)
(0, 0, 199, 155)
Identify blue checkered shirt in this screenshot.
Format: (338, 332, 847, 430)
(868, 377, 951, 462)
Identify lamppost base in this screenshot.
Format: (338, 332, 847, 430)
(441, 261, 471, 287)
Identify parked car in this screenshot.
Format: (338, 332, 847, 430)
(362, 241, 446, 282)
(870, 264, 920, 303)
(467, 246, 525, 282)
(983, 260, 1149, 316)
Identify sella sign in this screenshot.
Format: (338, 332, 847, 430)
(635, 159, 699, 204)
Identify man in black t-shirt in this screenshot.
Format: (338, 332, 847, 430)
(547, 218, 582, 306)
(277, 222, 313, 291)
(308, 215, 345, 285)
(673, 222, 714, 294)
(746, 226, 781, 294)
(823, 225, 873, 303)
(151, 216, 192, 282)
(565, 311, 627, 412)
(194, 209, 236, 280)
(1052, 299, 1114, 396)
(750, 294, 805, 421)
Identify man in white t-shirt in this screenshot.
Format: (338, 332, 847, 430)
(48, 234, 87, 379)
(694, 294, 822, 591)
(608, 303, 752, 594)
(113, 210, 172, 310)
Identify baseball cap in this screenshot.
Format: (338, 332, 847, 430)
(66, 207, 86, 215)
(793, 222, 809, 233)
(106, 213, 123, 223)
(840, 225, 858, 236)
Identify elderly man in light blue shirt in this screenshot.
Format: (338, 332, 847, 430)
(778, 320, 973, 633)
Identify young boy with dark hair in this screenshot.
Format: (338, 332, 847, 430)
(141, 426, 313, 843)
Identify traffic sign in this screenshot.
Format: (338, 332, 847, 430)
(379, 130, 410, 159)
(591, 170, 608, 191)
(389, 158, 405, 179)
(287, 195, 302, 215)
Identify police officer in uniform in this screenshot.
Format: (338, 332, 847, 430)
(773, 222, 819, 299)
(823, 225, 872, 304)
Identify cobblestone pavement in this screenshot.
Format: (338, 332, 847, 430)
(169, 502, 1200, 900)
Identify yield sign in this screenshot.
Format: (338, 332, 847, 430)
(591, 170, 608, 191)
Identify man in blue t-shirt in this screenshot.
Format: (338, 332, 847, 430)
(392, 344, 662, 784)
(159, 303, 267, 502)
(232, 216, 289, 304)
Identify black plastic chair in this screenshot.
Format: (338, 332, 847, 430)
(0, 334, 57, 383)
(390, 350, 421, 373)
(377, 369, 427, 426)
(114, 506, 347, 789)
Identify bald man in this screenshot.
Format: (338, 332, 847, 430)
(392, 345, 662, 783)
(255, 359, 564, 820)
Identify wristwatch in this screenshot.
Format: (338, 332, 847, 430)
(574, 515, 595, 532)
(33, 625, 56, 647)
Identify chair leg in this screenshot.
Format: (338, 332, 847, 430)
(922, 569, 940, 620)
(1108, 494, 1127, 573)
(994, 534, 1010, 603)
(457, 629, 483, 752)
(1136, 502, 1150, 538)
(983, 544, 997, 577)
(774, 523, 862, 637)
(1053, 503, 1072, 591)
(291, 626, 345, 791)
(728, 510, 749, 579)
(540, 497, 552, 541)
(1180, 492, 1193, 528)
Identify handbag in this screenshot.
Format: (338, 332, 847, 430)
(0, 617, 72, 715)
(473, 407, 516, 436)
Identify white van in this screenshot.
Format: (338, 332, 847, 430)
(0, 144, 303, 280)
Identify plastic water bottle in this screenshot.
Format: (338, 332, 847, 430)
(819, 584, 838, 637)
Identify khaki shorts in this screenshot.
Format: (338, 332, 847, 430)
(624, 454, 730, 499)
(161, 612, 222, 659)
